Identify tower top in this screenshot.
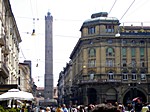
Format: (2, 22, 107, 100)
(47, 12, 51, 16)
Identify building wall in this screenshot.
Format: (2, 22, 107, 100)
(0, 0, 21, 85)
(59, 12, 150, 106)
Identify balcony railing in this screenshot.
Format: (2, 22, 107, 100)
(80, 75, 122, 84)
(120, 32, 150, 35)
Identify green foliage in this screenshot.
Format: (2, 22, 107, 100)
(7, 108, 21, 112)
(0, 105, 21, 112)
(0, 105, 5, 112)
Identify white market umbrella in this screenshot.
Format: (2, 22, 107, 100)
(0, 88, 34, 101)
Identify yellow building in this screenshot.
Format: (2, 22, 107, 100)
(67, 12, 150, 106)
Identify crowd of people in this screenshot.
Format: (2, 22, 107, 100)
(37, 97, 150, 112)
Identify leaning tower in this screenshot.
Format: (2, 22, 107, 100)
(44, 12, 53, 100)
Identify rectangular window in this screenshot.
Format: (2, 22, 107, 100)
(122, 59, 127, 67)
(106, 59, 114, 67)
(123, 74, 128, 80)
(131, 48, 135, 57)
(131, 59, 136, 67)
(122, 48, 126, 57)
(140, 48, 144, 57)
(106, 25, 114, 33)
(141, 74, 146, 80)
(88, 59, 96, 67)
(88, 27, 95, 34)
(132, 74, 137, 80)
(140, 60, 145, 67)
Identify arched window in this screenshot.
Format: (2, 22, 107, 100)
(140, 40, 145, 45)
(108, 71, 114, 80)
(89, 48, 96, 57)
(106, 47, 114, 56)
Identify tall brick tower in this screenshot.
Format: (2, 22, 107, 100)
(44, 12, 53, 100)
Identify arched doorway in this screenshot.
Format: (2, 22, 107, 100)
(106, 88, 117, 104)
(87, 88, 97, 104)
(123, 88, 146, 106)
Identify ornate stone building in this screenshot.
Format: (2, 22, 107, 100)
(0, 0, 21, 86)
(58, 12, 150, 106)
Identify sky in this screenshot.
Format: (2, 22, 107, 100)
(9, 0, 150, 87)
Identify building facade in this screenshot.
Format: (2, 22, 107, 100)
(19, 62, 31, 92)
(0, 1, 36, 97)
(58, 12, 150, 106)
(0, 0, 21, 86)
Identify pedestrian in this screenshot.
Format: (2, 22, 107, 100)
(141, 103, 149, 112)
(55, 105, 63, 112)
(39, 107, 45, 112)
(62, 104, 68, 112)
(46, 107, 51, 112)
(134, 98, 142, 112)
